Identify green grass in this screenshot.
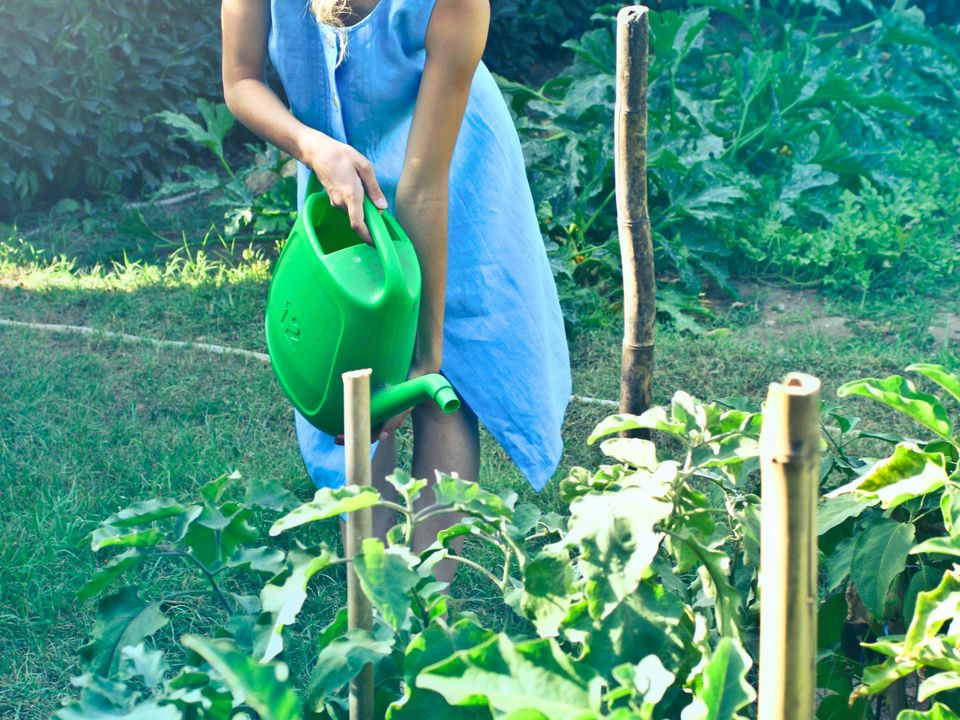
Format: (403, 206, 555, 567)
(0, 222, 957, 718)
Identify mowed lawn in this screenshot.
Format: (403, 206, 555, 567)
(1, 240, 956, 718)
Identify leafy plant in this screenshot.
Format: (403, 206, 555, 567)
(819, 363, 960, 716)
(152, 100, 298, 242)
(0, 0, 221, 210)
(499, 1, 960, 316)
(58, 362, 960, 718)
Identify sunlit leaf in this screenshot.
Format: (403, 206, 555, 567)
(182, 635, 301, 720)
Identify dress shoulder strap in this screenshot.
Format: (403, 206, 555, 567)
(388, 0, 439, 54)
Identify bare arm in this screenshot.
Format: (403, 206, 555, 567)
(220, 0, 387, 241)
(395, 0, 490, 372)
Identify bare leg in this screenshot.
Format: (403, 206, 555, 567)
(338, 432, 400, 546)
(411, 398, 480, 585)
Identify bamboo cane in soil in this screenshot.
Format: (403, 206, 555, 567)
(758, 373, 821, 720)
(615, 6, 655, 436)
(343, 369, 374, 720)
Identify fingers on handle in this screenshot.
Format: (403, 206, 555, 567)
(344, 178, 373, 245)
(355, 156, 388, 210)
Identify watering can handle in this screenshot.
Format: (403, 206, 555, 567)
(304, 171, 406, 305)
(363, 195, 407, 306)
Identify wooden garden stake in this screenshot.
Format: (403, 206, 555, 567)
(343, 369, 374, 720)
(758, 373, 821, 720)
(615, 5, 655, 433)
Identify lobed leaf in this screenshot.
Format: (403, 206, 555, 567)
(182, 635, 302, 720)
(837, 375, 953, 441)
(269, 486, 380, 536)
(259, 546, 336, 661)
(78, 587, 168, 677)
(417, 634, 602, 720)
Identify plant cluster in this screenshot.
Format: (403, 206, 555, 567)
(499, 1, 960, 314)
(0, 0, 221, 210)
(56, 363, 960, 719)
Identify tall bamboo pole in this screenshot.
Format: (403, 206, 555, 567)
(615, 6, 655, 432)
(343, 369, 374, 720)
(758, 372, 821, 720)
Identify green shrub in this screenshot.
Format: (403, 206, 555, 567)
(0, 1, 221, 211)
(501, 1, 960, 303)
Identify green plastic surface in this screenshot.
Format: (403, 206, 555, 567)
(265, 178, 460, 435)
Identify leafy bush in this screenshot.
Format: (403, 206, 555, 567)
(501, 1, 960, 304)
(0, 1, 221, 210)
(485, 0, 599, 82)
(56, 362, 960, 718)
(152, 100, 298, 243)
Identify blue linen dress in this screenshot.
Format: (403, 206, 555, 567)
(268, 0, 571, 492)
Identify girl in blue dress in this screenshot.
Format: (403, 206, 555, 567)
(222, 0, 571, 581)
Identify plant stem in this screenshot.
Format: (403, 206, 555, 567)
(445, 552, 504, 591)
(155, 549, 233, 613)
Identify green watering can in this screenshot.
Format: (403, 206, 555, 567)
(265, 176, 460, 436)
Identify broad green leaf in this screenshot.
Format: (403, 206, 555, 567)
(78, 587, 168, 677)
(919, 671, 960, 702)
(354, 538, 419, 631)
(521, 547, 575, 637)
(78, 550, 142, 601)
(817, 493, 877, 534)
(177, 502, 259, 569)
(898, 704, 960, 720)
(691, 434, 760, 469)
(850, 519, 915, 618)
(852, 655, 915, 700)
(599, 438, 658, 469)
(244, 477, 300, 512)
(432, 473, 512, 521)
(54, 675, 180, 720)
(903, 566, 944, 633)
(563, 583, 689, 678)
(911, 537, 960, 559)
(269, 486, 380, 535)
(672, 531, 742, 639)
(564, 487, 671, 619)
(388, 618, 494, 720)
(831, 443, 949, 509)
(259, 546, 336, 661)
(587, 409, 686, 445)
(417, 634, 602, 719)
(103, 498, 185, 528)
(182, 635, 301, 720)
(825, 537, 854, 595)
(628, 655, 676, 705)
(905, 568, 960, 649)
(120, 643, 168, 689)
(307, 627, 395, 706)
(837, 375, 953, 441)
(385, 468, 429, 505)
(90, 526, 161, 552)
(681, 638, 755, 720)
(943, 486, 960, 538)
(908, 364, 960, 406)
(228, 546, 287, 575)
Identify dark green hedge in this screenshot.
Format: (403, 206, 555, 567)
(485, 0, 599, 82)
(0, 1, 221, 210)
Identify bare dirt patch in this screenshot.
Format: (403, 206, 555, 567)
(708, 281, 856, 342)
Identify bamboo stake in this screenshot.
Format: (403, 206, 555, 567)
(758, 372, 821, 720)
(615, 6, 655, 435)
(343, 369, 374, 720)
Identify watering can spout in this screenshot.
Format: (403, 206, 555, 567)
(370, 373, 461, 426)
